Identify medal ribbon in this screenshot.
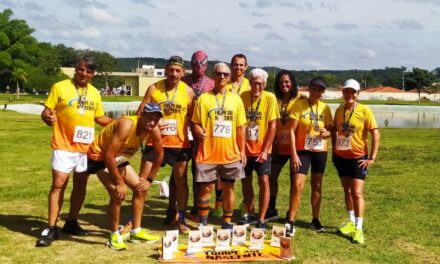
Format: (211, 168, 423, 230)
(191, 76, 205, 99)
(215, 90, 227, 115)
(165, 83, 178, 108)
(308, 100, 319, 131)
(250, 95, 262, 122)
(75, 84, 88, 110)
(343, 102, 357, 124)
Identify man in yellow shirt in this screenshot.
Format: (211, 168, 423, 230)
(239, 68, 279, 229)
(226, 54, 250, 95)
(137, 56, 195, 233)
(37, 57, 112, 247)
(87, 103, 163, 250)
(192, 62, 247, 229)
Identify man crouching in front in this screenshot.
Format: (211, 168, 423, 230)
(87, 103, 164, 250)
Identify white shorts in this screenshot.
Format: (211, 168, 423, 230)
(52, 150, 87, 173)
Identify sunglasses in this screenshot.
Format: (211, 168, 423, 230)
(215, 72, 230, 77)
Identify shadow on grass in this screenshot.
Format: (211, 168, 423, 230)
(0, 214, 105, 245)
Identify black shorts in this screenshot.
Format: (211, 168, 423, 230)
(142, 146, 191, 167)
(296, 150, 327, 175)
(87, 159, 130, 174)
(332, 154, 368, 180)
(244, 155, 272, 177)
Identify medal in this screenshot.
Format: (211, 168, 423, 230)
(165, 104, 173, 115)
(249, 120, 257, 128)
(313, 121, 320, 131)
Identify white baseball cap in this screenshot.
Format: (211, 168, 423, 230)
(343, 79, 360, 91)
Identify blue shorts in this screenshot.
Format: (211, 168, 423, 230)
(332, 154, 368, 180)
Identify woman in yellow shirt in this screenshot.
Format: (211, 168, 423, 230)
(332, 79, 380, 244)
(267, 70, 300, 221)
(287, 77, 333, 237)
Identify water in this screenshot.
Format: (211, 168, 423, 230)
(6, 102, 440, 128)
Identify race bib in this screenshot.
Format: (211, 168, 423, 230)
(161, 119, 178, 136)
(304, 135, 324, 151)
(73, 126, 94, 144)
(336, 135, 352, 151)
(213, 120, 232, 138)
(277, 129, 289, 145)
(246, 126, 259, 141)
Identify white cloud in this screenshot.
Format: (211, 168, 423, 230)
(79, 6, 125, 25)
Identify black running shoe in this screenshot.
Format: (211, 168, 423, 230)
(238, 214, 258, 225)
(310, 218, 325, 233)
(62, 219, 88, 236)
(36, 227, 58, 247)
(256, 221, 266, 229)
(264, 209, 279, 222)
(285, 221, 296, 237)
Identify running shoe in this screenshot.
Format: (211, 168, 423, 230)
(352, 229, 365, 244)
(36, 227, 58, 247)
(285, 221, 296, 237)
(129, 228, 160, 243)
(221, 222, 233, 230)
(265, 209, 279, 222)
(256, 221, 266, 229)
(119, 221, 132, 241)
(106, 233, 127, 251)
(310, 219, 325, 233)
(238, 214, 258, 226)
(338, 221, 355, 236)
(62, 219, 87, 236)
(187, 208, 201, 224)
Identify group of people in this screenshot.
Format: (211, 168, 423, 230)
(36, 51, 379, 250)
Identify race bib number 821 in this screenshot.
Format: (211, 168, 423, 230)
(73, 126, 94, 144)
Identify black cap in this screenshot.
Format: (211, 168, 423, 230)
(309, 77, 326, 89)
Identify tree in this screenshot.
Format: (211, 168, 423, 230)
(405, 67, 436, 104)
(322, 73, 337, 88)
(11, 67, 27, 98)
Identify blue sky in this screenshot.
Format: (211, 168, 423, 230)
(1, 0, 439, 70)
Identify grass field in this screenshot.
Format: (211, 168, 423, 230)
(0, 110, 439, 263)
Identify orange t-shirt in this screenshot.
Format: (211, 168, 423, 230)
(192, 91, 246, 164)
(44, 79, 104, 153)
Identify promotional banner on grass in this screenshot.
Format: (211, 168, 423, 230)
(158, 242, 293, 262)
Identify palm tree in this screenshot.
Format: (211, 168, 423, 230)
(11, 68, 27, 99)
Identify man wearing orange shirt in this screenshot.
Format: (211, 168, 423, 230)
(192, 62, 247, 229)
(37, 57, 112, 247)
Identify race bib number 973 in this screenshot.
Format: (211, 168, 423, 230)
(213, 120, 232, 138)
(73, 126, 94, 144)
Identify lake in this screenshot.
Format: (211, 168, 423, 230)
(6, 102, 440, 128)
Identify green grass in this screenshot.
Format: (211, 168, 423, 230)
(0, 111, 439, 263)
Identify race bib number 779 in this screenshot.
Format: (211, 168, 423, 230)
(213, 120, 232, 138)
(73, 126, 94, 144)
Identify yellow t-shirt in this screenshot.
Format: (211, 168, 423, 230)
(275, 95, 300, 155)
(241, 90, 280, 156)
(147, 80, 190, 148)
(192, 91, 247, 164)
(44, 79, 105, 153)
(88, 116, 145, 161)
(290, 98, 332, 152)
(226, 78, 250, 95)
(333, 103, 378, 159)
